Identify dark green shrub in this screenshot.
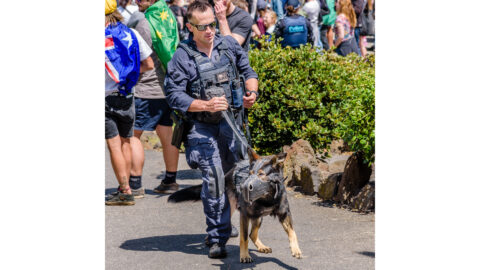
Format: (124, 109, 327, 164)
(248, 37, 375, 164)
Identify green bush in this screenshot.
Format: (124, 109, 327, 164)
(248, 37, 375, 164)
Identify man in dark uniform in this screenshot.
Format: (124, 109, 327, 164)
(164, 0, 259, 259)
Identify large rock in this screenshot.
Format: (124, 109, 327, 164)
(317, 172, 342, 201)
(334, 152, 372, 204)
(283, 139, 318, 187)
(350, 181, 375, 212)
(299, 165, 323, 195)
(326, 154, 350, 173)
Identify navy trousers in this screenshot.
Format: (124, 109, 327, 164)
(185, 118, 245, 245)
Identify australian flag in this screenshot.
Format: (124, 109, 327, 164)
(105, 22, 141, 95)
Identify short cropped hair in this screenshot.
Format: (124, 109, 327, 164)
(186, 0, 213, 22)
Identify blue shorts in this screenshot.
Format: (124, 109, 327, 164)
(134, 98, 173, 131)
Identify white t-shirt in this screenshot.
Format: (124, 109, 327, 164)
(303, 0, 320, 26)
(105, 28, 152, 96)
(118, 5, 139, 25)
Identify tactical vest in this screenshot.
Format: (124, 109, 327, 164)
(179, 39, 244, 124)
(280, 15, 308, 48)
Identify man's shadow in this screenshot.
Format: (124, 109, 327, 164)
(155, 169, 202, 180)
(120, 234, 298, 270)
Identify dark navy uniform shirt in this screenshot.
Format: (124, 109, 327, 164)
(165, 34, 258, 114)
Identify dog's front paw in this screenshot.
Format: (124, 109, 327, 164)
(258, 245, 272, 253)
(291, 247, 302, 259)
(240, 254, 253, 263)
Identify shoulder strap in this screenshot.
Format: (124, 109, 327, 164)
(217, 38, 240, 79)
(178, 42, 204, 64)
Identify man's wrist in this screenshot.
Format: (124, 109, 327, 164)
(246, 90, 259, 97)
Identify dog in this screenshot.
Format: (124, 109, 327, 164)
(168, 149, 302, 263)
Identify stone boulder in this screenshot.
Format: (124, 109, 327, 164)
(334, 152, 372, 205)
(326, 154, 350, 174)
(350, 181, 375, 212)
(299, 165, 323, 195)
(283, 139, 319, 187)
(317, 172, 342, 201)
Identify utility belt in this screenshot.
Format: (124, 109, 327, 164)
(170, 108, 244, 150)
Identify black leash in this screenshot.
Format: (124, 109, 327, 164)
(221, 109, 253, 152)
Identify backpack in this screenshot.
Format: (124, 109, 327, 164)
(105, 22, 141, 95)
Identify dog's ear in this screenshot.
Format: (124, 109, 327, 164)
(248, 147, 261, 164)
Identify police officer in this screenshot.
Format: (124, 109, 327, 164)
(274, 0, 314, 48)
(164, 0, 258, 259)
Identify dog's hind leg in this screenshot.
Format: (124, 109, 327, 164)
(239, 214, 253, 263)
(280, 214, 302, 259)
(249, 217, 272, 254)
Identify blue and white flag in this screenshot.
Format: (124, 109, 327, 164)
(105, 22, 140, 95)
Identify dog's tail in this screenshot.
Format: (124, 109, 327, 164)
(167, 184, 202, 203)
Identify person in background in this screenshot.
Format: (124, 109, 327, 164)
(118, 0, 139, 24)
(333, 0, 359, 56)
(263, 9, 277, 35)
(256, 0, 268, 35)
(320, 0, 335, 50)
(302, 0, 321, 49)
(169, 0, 190, 40)
(231, 0, 262, 38)
(273, 0, 314, 48)
(122, 0, 181, 196)
(214, 0, 254, 52)
(271, 0, 285, 20)
(351, 0, 366, 56)
(105, 0, 154, 205)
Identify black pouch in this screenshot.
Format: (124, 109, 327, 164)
(171, 112, 188, 149)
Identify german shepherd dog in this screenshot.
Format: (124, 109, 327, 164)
(168, 149, 302, 263)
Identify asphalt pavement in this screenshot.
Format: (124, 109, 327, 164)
(105, 148, 375, 270)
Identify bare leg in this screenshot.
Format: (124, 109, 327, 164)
(359, 35, 367, 57)
(106, 135, 132, 194)
(130, 130, 144, 176)
(249, 218, 272, 253)
(239, 214, 252, 263)
(156, 125, 179, 173)
(280, 214, 302, 258)
(327, 26, 334, 49)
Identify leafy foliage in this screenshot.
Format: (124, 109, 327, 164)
(248, 37, 375, 164)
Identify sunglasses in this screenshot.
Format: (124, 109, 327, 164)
(189, 21, 217, 31)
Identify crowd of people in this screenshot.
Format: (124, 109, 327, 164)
(105, 0, 374, 260)
(118, 0, 375, 54)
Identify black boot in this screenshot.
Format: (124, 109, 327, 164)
(208, 243, 227, 259)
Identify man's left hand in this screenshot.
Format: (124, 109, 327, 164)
(243, 92, 257, 108)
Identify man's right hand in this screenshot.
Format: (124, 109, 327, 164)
(205, 96, 228, 112)
(214, 0, 227, 22)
